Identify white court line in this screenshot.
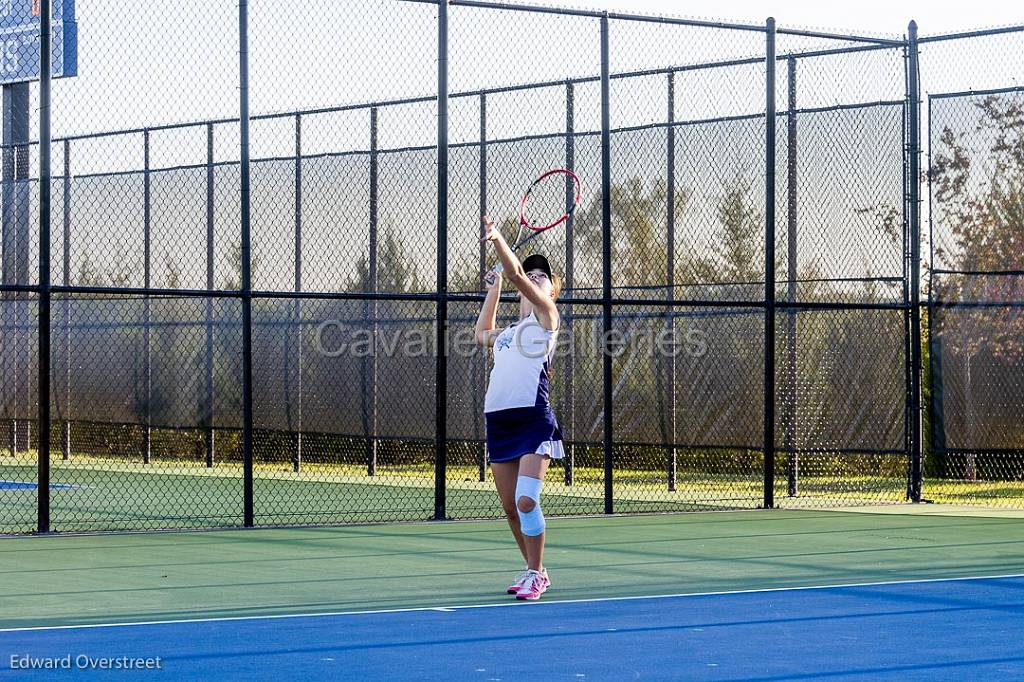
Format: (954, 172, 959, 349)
(2, 572, 1022, 634)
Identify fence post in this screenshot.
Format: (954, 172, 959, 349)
(62, 138, 71, 461)
(477, 93, 487, 483)
(239, 0, 255, 527)
(903, 107, 913, 498)
(37, 0, 53, 533)
(600, 12, 613, 514)
(784, 55, 798, 497)
(763, 17, 777, 510)
(143, 129, 152, 465)
(564, 80, 576, 488)
(293, 113, 303, 473)
(367, 107, 379, 477)
(665, 71, 677, 492)
(434, 0, 450, 521)
(907, 20, 923, 502)
(205, 122, 216, 468)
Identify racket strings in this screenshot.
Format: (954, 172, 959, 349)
(522, 172, 577, 229)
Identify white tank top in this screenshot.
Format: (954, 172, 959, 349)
(484, 312, 558, 413)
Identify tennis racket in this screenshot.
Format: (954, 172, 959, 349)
(490, 168, 582, 274)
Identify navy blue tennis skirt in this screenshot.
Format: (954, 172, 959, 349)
(485, 405, 565, 464)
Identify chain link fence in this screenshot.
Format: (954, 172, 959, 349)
(922, 27, 1024, 506)
(0, 1, 1020, 533)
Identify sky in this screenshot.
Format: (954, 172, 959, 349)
(40, 0, 1023, 149)
(514, 0, 1024, 35)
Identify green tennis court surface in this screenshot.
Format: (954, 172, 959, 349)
(2, 508, 1021, 630)
(6, 455, 1022, 534)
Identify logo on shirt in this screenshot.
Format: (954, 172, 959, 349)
(495, 326, 515, 351)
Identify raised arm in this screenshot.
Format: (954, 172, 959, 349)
(474, 267, 503, 347)
(481, 216, 559, 331)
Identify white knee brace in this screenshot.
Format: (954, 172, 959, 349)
(515, 475, 545, 537)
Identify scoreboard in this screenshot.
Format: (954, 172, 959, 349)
(0, 0, 77, 84)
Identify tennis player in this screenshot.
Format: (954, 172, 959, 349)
(475, 215, 564, 601)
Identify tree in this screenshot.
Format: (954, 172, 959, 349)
(448, 258, 485, 294)
(931, 93, 1024, 363)
(698, 174, 763, 284)
(930, 93, 1024, 480)
(221, 242, 261, 291)
(572, 176, 690, 289)
(346, 225, 428, 293)
(76, 252, 106, 286)
(165, 255, 183, 289)
(108, 249, 136, 289)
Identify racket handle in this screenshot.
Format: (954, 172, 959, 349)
(492, 262, 504, 274)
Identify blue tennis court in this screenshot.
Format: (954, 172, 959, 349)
(3, 575, 1023, 680)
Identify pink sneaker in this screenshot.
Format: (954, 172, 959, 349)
(507, 569, 531, 595)
(515, 570, 550, 601)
